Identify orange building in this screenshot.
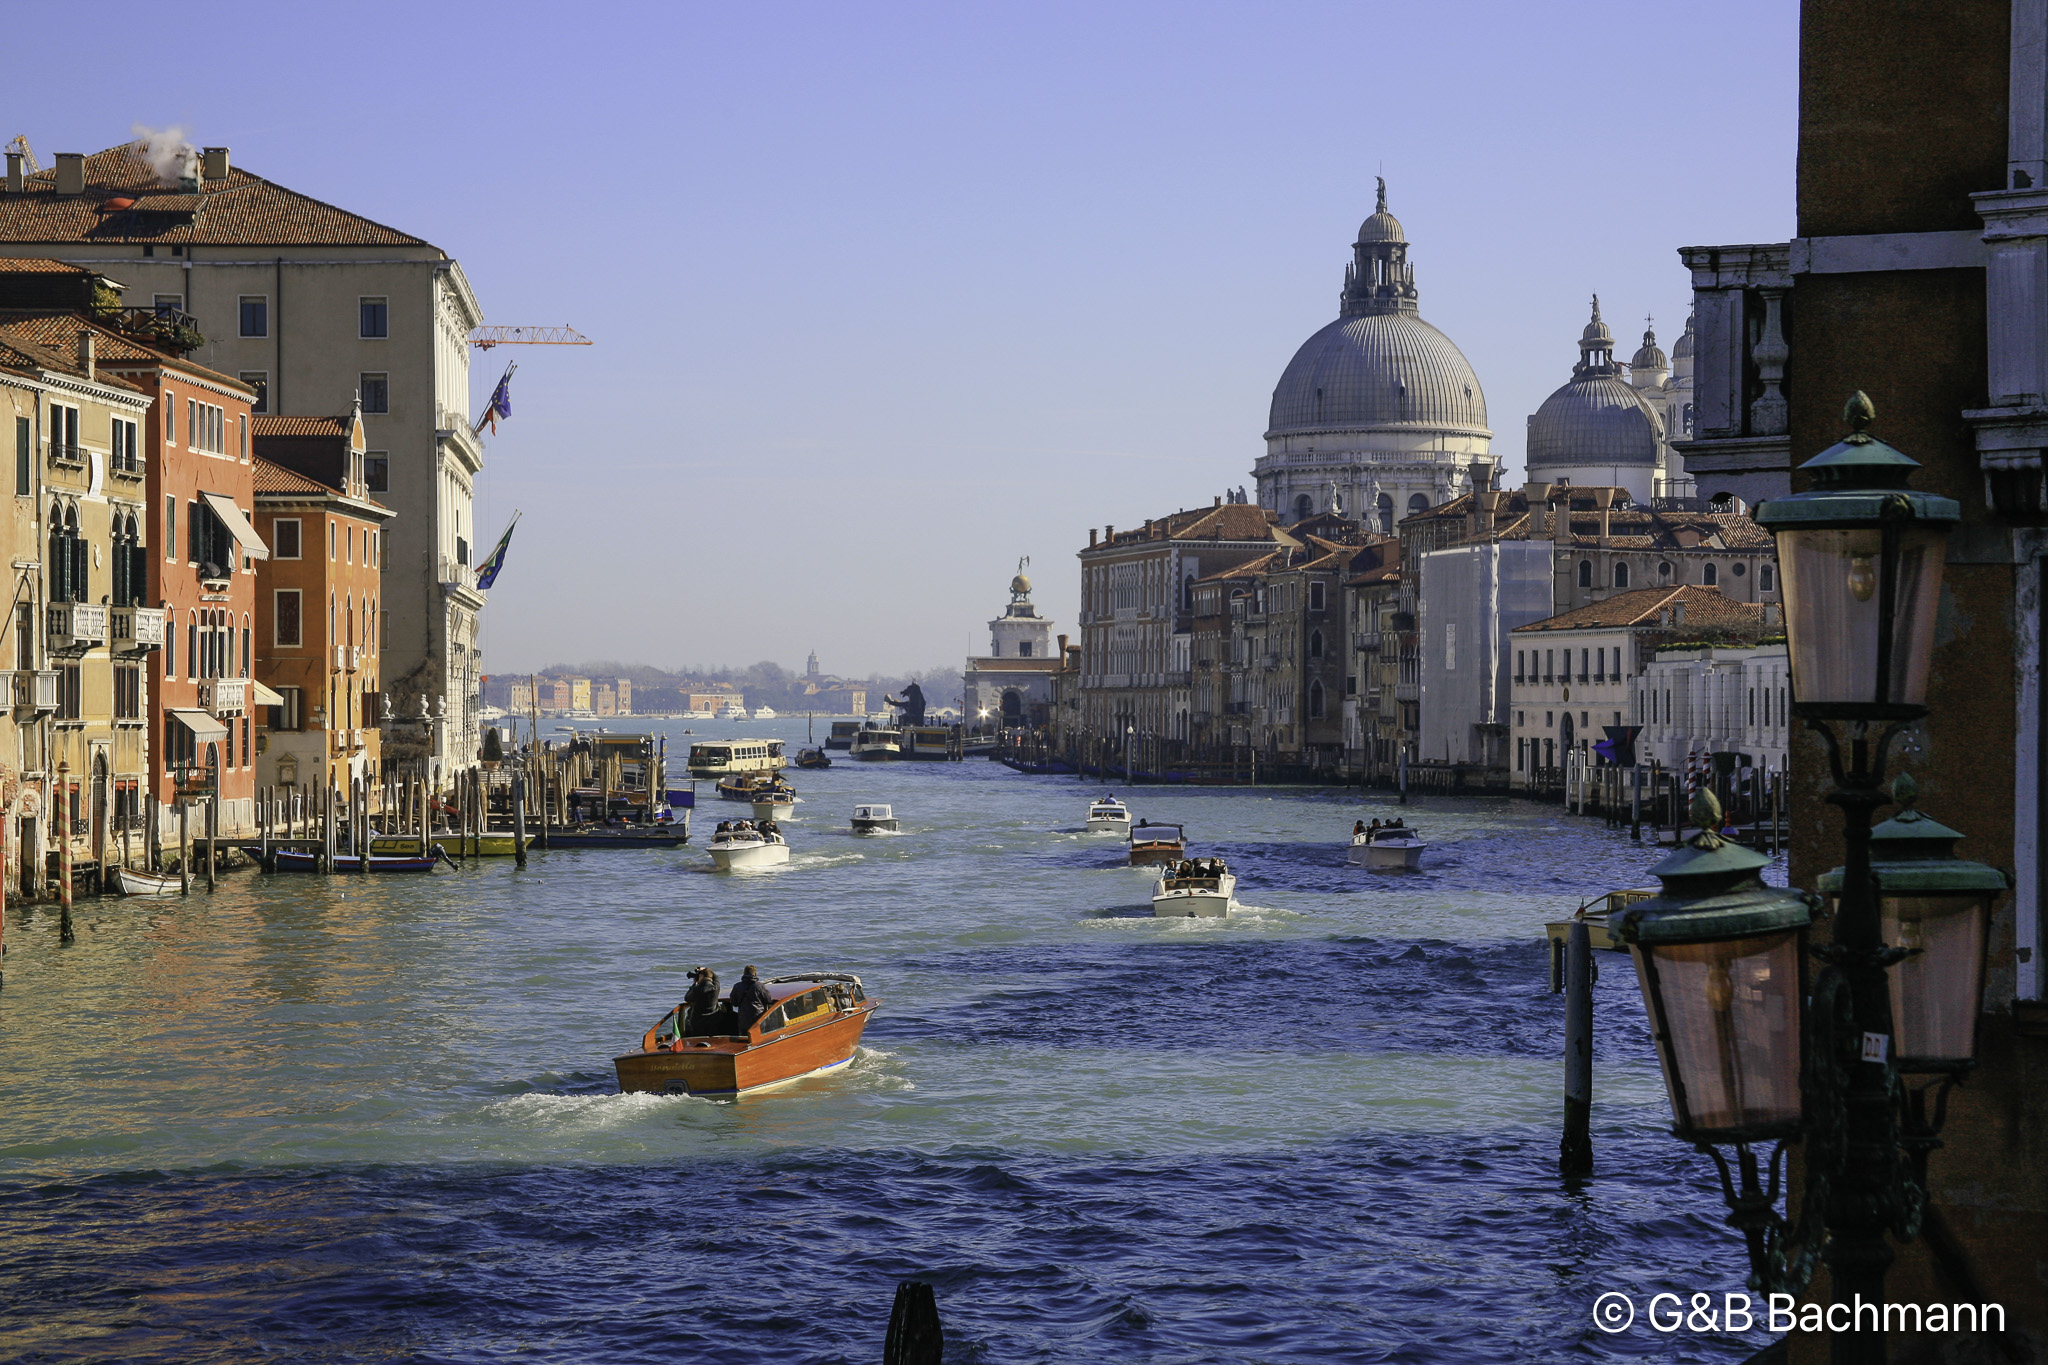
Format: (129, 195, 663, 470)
(250, 410, 390, 800)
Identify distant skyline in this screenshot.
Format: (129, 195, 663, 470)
(11, 0, 1798, 677)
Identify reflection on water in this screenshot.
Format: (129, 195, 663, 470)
(0, 720, 1773, 1361)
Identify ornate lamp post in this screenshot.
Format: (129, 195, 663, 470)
(1619, 394, 1995, 1364)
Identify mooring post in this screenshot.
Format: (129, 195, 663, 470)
(205, 796, 217, 893)
(57, 761, 73, 943)
(513, 775, 528, 868)
(178, 800, 190, 894)
(883, 1281, 943, 1365)
(1559, 918, 1594, 1178)
(1629, 764, 1641, 841)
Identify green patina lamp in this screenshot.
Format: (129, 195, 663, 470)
(1753, 392, 1960, 717)
(1618, 789, 1820, 1143)
(1818, 774, 2010, 1073)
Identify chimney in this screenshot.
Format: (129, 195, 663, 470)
(1105, 524, 1114, 540)
(76, 330, 94, 381)
(201, 146, 230, 181)
(1523, 481, 1554, 536)
(1089, 528, 1098, 548)
(1592, 487, 1616, 544)
(1477, 490, 1505, 532)
(1551, 493, 1572, 547)
(1214, 495, 1222, 507)
(1673, 600, 1687, 626)
(54, 152, 83, 196)
(4, 153, 20, 193)
(1764, 601, 1781, 628)
(1057, 633, 1069, 657)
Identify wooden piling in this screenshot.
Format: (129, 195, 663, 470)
(1559, 919, 1594, 1178)
(57, 763, 73, 943)
(1630, 764, 1642, 841)
(205, 797, 217, 893)
(512, 774, 528, 868)
(178, 800, 190, 894)
(355, 779, 369, 875)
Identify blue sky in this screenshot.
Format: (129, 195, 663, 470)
(19, 0, 1797, 677)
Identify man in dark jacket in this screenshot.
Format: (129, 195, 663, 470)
(729, 966, 774, 1031)
(682, 967, 721, 1035)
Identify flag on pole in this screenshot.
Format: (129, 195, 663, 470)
(475, 511, 521, 591)
(475, 362, 517, 435)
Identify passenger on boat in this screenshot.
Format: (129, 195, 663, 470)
(683, 967, 722, 1035)
(716, 820, 732, 834)
(729, 966, 773, 1030)
(1354, 820, 1366, 836)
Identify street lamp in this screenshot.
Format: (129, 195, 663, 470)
(1618, 393, 1970, 1359)
(1125, 724, 1135, 787)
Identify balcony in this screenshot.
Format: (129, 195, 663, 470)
(46, 442, 87, 471)
(199, 678, 247, 717)
(1354, 632, 1383, 653)
(438, 556, 476, 592)
(46, 602, 107, 656)
(14, 669, 57, 716)
(171, 764, 215, 798)
(110, 605, 166, 655)
(109, 455, 145, 485)
(1395, 681, 1420, 703)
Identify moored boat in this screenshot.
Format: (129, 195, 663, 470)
(1085, 795, 1131, 833)
(614, 973, 877, 1096)
(753, 705, 778, 719)
(272, 848, 440, 873)
(544, 827, 689, 849)
(1152, 857, 1237, 917)
(371, 832, 532, 858)
(849, 727, 902, 761)
(707, 821, 791, 869)
(1347, 822, 1426, 870)
(1542, 886, 1653, 989)
(849, 803, 897, 833)
(1128, 821, 1187, 866)
(108, 865, 180, 896)
(824, 720, 860, 751)
(901, 725, 953, 760)
(719, 702, 747, 720)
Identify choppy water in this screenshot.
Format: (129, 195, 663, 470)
(1, 719, 1777, 1363)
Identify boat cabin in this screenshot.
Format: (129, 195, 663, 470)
(642, 976, 867, 1050)
(1128, 822, 1187, 864)
(688, 739, 787, 777)
(852, 804, 892, 822)
(1159, 857, 1227, 889)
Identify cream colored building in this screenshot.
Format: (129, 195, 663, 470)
(0, 141, 487, 782)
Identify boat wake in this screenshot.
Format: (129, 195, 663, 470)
(788, 850, 868, 869)
(469, 1090, 706, 1132)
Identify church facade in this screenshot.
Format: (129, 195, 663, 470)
(964, 565, 1062, 729)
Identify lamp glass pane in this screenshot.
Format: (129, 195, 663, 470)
(1882, 893, 1989, 1064)
(1635, 929, 1803, 1134)
(1777, 526, 1946, 706)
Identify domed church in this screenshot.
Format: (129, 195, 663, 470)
(1525, 298, 1695, 505)
(1254, 181, 1494, 532)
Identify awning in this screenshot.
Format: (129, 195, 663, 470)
(200, 492, 269, 561)
(247, 681, 285, 707)
(168, 708, 228, 742)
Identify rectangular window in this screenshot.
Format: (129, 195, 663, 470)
(114, 665, 140, 720)
(346, 526, 354, 564)
(187, 621, 197, 680)
(152, 293, 183, 317)
(57, 665, 81, 721)
(186, 399, 196, 449)
(239, 296, 268, 338)
(359, 297, 388, 339)
(164, 390, 176, 443)
(165, 496, 177, 559)
(275, 590, 302, 647)
(360, 373, 389, 414)
(14, 415, 27, 494)
(365, 454, 388, 493)
(240, 372, 268, 413)
(273, 517, 301, 559)
(271, 685, 302, 731)
(15, 601, 32, 671)
(329, 522, 336, 560)
(241, 627, 250, 678)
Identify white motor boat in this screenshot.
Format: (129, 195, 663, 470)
(1085, 796, 1132, 833)
(850, 803, 898, 833)
(753, 705, 778, 719)
(708, 824, 791, 870)
(1348, 823, 1426, 870)
(720, 702, 748, 721)
(850, 728, 902, 761)
(1152, 858, 1237, 917)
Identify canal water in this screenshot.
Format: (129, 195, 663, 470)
(0, 718, 1775, 1363)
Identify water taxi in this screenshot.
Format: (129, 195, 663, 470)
(850, 803, 897, 833)
(850, 727, 902, 761)
(824, 721, 861, 751)
(717, 773, 796, 802)
(753, 705, 778, 720)
(1128, 821, 1187, 866)
(719, 701, 748, 721)
(795, 747, 832, 769)
(689, 738, 787, 778)
(1152, 857, 1236, 917)
(614, 973, 877, 1096)
(1085, 796, 1131, 833)
(707, 822, 791, 870)
(1347, 822, 1426, 870)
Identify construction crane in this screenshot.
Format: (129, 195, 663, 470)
(467, 325, 591, 350)
(6, 136, 40, 174)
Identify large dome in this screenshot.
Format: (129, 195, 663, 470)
(1527, 373, 1660, 469)
(1267, 312, 1489, 435)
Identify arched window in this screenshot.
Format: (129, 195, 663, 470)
(1759, 565, 1775, 591)
(1703, 563, 1718, 586)
(47, 501, 66, 603)
(186, 610, 199, 681)
(1377, 493, 1394, 534)
(1577, 560, 1593, 588)
(1293, 493, 1312, 522)
(1408, 493, 1429, 517)
(1309, 630, 1324, 660)
(66, 506, 84, 604)
(1309, 678, 1325, 719)
(1613, 562, 1630, 588)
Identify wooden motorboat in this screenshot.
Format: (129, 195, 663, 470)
(272, 849, 440, 873)
(1347, 823, 1426, 870)
(849, 803, 897, 833)
(1152, 857, 1236, 917)
(849, 727, 902, 761)
(708, 823, 790, 869)
(717, 774, 796, 803)
(1128, 821, 1187, 866)
(371, 832, 532, 858)
(1543, 887, 1654, 989)
(1085, 796, 1132, 833)
(615, 973, 877, 1097)
(108, 865, 180, 896)
(795, 747, 832, 769)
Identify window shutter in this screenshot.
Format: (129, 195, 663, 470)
(188, 502, 202, 562)
(132, 543, 150, 604)
(71, 537, 87, 602)
(13, 416, 26, 495)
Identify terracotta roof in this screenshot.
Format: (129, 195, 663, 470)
(0, 312, 251, 390)
(252, 414, 350, 438)
(1514, 585, 1768, 635)
(1194, 552, 1282, 584)
(251, 457, 332, 495)
(0, 257, 90, 275)
(0, 144, 432, 249)
(0, 318, 146, 392)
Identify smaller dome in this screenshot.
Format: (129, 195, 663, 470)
(1581, 297, 1613, 347)
(1528, 374, 1661, 469)
(1672, 311, 1696, 360)
(1010, 573, 1032, 596)
(1631, 327, 1667, 372)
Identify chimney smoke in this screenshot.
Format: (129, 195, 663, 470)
(129, 124, 198, 188)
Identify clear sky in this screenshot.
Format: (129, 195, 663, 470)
(16, 0, 1796, 679)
